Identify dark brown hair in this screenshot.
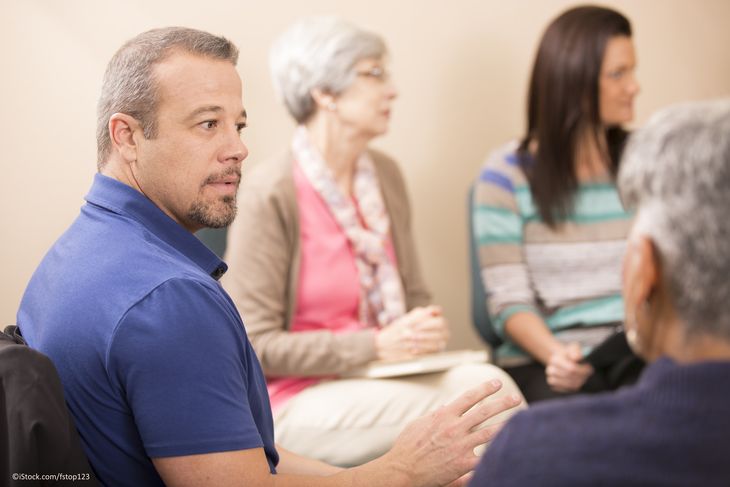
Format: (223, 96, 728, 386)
(518, 5, 631, 227)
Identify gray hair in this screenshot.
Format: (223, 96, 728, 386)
(96, 27, 239, 168)
(619, 98, 730, 340)
(269, 16, 387, 123)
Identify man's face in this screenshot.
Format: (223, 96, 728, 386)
(132, 51, 248, 232)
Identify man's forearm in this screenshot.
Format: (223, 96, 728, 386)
(275, 445, 343, 477)
(273, 452, 411, 487)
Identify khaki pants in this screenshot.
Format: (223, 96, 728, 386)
(273, 363, 525, 466)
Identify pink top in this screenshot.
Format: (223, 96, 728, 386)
(267, 162, 398, 412)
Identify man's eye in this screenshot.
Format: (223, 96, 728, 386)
(202, 120, 218, 129)
(236, 123, 247, 134)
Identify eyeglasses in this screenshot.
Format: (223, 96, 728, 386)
(355, 66, 390, 82)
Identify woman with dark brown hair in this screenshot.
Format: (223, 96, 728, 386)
(471, 5, 641, 402)
(471, 98, 730, 487)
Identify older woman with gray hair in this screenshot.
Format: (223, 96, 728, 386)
(222, 16, 523, 466)
(469, 98, 730, 486)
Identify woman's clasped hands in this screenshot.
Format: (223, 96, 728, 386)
(375, 305, 450, 361)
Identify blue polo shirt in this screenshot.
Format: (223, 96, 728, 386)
(17, 174, 278, 486)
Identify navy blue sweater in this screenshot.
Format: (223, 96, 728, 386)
(470, 357, 730, 487)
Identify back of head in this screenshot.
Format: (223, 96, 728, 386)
(269, 15, 386, 123)
(619, 98, 730, 340)
(522, 5, 632, 225)
(96, 27, 239, 168)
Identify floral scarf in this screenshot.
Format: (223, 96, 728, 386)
(292, 126, 406, 327)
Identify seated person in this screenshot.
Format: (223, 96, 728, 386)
(472, 5, 642, 402)
(222, 16, 524, 466)
(16, 26, 521, 487)
(470, 98, 730, 486)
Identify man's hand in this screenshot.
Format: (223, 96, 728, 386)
(376, 306, 450, 361)
(545, 342, 594, 392)
(383, 380, 523, 487)
(154, 381, 522, 487)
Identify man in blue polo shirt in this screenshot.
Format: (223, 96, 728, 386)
(17, 27, 520, 487)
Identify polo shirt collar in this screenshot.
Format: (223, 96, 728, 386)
(85, 173, 228, 280)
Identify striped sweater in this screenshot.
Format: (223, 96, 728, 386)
(472, 141, 632, 362)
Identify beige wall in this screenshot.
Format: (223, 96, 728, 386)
(2, 0, 729, 350)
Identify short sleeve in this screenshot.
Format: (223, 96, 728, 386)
(107, 278, 265, 458)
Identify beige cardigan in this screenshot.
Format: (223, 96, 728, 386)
(222, 149, 432, 377)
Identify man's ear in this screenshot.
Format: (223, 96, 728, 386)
(624, 235, 659, 309)
(109, 113, 141, 163)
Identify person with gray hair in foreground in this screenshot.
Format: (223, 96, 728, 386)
(469, 98, 730, 486)
(222, 15, 524, 467)
(17, 26, 520, 487)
